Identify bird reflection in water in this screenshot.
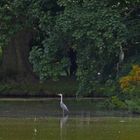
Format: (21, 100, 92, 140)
(60, 115, 69, 140)
(60, 115, 69, 129)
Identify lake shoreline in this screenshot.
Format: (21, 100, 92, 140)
(0, 97, 105, 101)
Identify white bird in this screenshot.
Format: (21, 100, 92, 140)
(58, 93, 69, 116)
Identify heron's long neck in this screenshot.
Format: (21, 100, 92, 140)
(60, 95, 63, 103)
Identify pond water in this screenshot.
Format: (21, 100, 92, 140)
(0, 98, 140, 140)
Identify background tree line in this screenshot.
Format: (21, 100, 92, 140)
(0, 0, 140, 101)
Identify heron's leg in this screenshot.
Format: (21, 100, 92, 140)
(63, 109, 64, 117)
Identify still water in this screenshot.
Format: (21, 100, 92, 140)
(0, 98, 140, 140)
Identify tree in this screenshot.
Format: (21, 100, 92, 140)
(0, 0, 60, 82)
(30, 0, 127, 95)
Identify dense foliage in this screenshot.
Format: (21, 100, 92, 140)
(30, 0, 128, 95)
(0, 0, 140, 99)
(120, 65, 140, 96)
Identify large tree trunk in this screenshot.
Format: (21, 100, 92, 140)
(0, 28, 38, 83)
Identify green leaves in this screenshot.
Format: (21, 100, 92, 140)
(0, 0, 48, 46)
(2, 0, 139, 96)
(29, 0, 128, 94)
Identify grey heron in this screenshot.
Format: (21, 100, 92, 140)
(119, 46, 124, 63)
(58, 93, 69, 116)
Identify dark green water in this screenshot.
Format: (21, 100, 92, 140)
(0, 98, 140, 140)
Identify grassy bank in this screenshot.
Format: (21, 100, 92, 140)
(0, 78, 78, 97)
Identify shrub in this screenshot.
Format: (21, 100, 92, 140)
(111, 96, 127, 109)
(119, 65, 140, 95)
(103, 96, 127, 110)
(125, 99, 140, 113)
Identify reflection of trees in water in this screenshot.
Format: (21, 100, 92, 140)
(59, 112, 92, 140)
(60, 115, 69, 129)
(75, 111, 91, 127)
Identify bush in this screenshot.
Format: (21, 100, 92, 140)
(119, 65, 140, 96)
(99, 79, 118, 97)
(125, 99, 140, 113)
(111, 96, 127, 109)
(103, 96, 127, 110)
(0, 78, 78, 97)
(119, 55, 140, 77)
